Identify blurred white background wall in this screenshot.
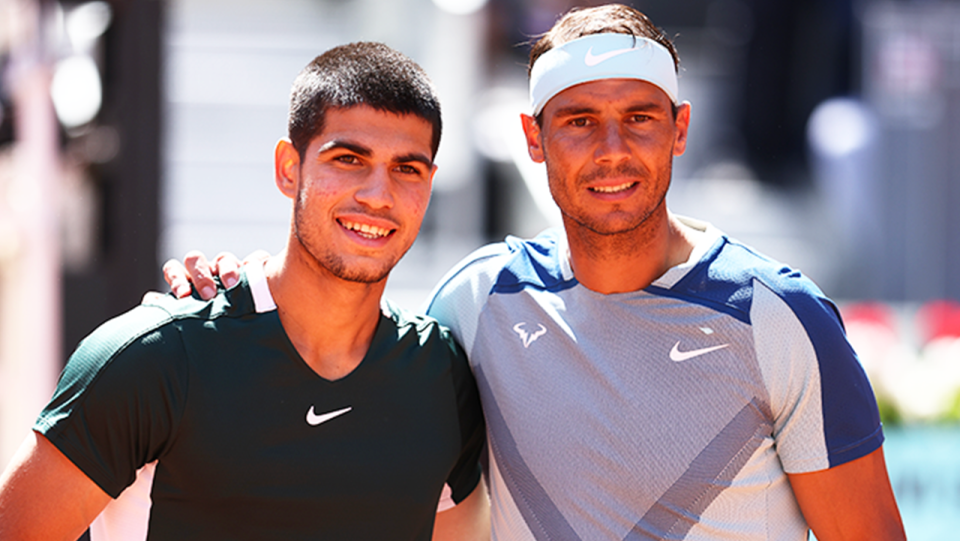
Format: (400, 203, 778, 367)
(161, 0, 490, 310)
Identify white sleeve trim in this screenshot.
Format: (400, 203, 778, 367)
(436, 483, 456, 513)
(89, 461, 156, 541)
(653, 217, 723, 288)
(246, 261, 276, 314)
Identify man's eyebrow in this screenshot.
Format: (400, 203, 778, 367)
(552, 101, 668, 117)
(624, 101, 669, 113)
(317, 140, 432, 167)
(394, 153, 434, 168)
(552, 105, 599, 118)
(317, 140, 372, 157)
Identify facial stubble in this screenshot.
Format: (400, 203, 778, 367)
(293, 182, 396, 285)
(545, 150, 673, 239)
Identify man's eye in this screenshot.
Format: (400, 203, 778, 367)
(631, 114, 651, 123)
(569, 118, 589, 127)
(397, 164, 422, 175)
(335, 155, 360, 164)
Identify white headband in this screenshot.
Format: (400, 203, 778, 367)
(529, 34, 678, 115)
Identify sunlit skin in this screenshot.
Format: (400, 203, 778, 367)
(521, 78, 697, 294)
(282, 105, 437, 287)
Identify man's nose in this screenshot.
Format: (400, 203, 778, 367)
(354, 167, 395, 209)
(594, 121, 631, 165)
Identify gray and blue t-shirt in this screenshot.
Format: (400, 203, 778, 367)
(426, 219, 882, 541)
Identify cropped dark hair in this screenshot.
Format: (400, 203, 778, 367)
(288, 42, 442, 160)
(528, 4, 679, 75)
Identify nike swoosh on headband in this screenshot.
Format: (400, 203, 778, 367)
(529, 33, 679, 115)
(584, 46, 638, 66)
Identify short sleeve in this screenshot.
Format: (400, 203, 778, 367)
(34, 304, 189, 498)
(440, 328, 486, 506)
(752, 280, 883, 473)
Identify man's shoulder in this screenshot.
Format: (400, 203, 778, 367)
(433, 228, 570, 297)
(422, 230, 568, 351)
(381, 299, 462, 350)
(663, 234, 833, 323)
(58, 301, 199, 395)
(708, 237, 829, 303)
(144, 274, 258, 321)
(72, 281, 257, 370)
(73, 302, 182, 363)
(381, 298, 446, 335)
(39, 303, 190, 435)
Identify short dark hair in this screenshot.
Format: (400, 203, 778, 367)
(528, 4, 680, 120)
(288, 42, 442, 160)
(529, 4, 679, 74)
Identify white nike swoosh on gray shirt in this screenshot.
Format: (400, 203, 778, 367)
(669, 342, 729, 362)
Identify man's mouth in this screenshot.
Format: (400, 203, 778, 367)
(339, 220, 395, 240)
(589, 181, 636, 194)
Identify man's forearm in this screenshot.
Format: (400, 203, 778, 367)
(788, 446, 905, 540)
(0, 431, 112, 541)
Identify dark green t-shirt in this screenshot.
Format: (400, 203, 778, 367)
(36, 266, 485, 540)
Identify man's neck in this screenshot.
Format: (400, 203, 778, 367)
(263, 244, 386, 381)
(566, 209, 703, 295)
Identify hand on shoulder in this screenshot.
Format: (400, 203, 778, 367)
(150, 250, 270, 301)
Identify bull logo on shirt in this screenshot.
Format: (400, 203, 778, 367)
(513, 323, 547, 348)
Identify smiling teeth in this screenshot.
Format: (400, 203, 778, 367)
(341, 221, 393, 239)
(591, 182, 635, 193)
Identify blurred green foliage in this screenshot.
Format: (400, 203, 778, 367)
(877, 390, 960, 426)
(877, 394, 902, 426)
(944, 390, 960, 423)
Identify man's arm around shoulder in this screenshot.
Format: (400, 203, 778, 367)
(0, 430, 111, 541)
(788, 446, 905, 541)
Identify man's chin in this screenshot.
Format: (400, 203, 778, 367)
(321, 256, 395, 285)
(566, 215, 648, 237)
(333, 269, 391, 285)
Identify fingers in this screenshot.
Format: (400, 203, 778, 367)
(212, 252, 242, 289)
(163, 249, 257, 302)
(183, 251, 218, 300)
(162, 258, 194, 299)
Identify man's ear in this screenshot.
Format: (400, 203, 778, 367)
(275, 138, 300, 199)
(520, 113, 545, 163)
(427, 163, 439, 188)
(673, 101, 692, 157)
